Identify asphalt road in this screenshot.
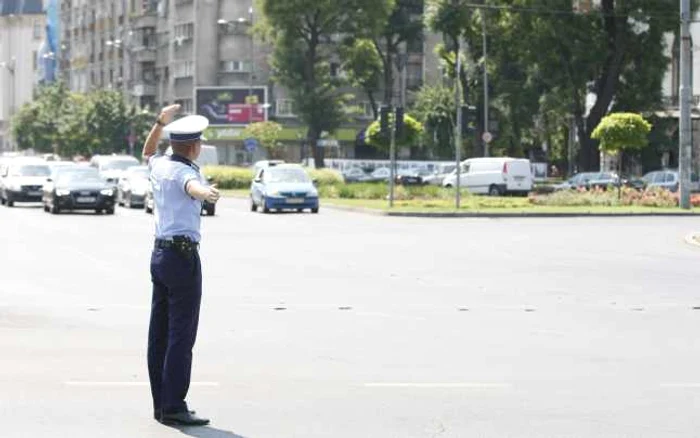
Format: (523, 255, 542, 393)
(1, 199, 700, 438)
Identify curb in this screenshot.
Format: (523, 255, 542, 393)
(323, 203, 700, 218)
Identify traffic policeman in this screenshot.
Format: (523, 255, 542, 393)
(142, 104, 220, 426)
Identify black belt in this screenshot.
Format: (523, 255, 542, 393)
(154, 236, 199, 252)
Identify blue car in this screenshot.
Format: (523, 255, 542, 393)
(250, 164, 319, 213)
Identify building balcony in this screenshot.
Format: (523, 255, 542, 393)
(662, 95, 700, 109)
(132, 83, 157, 97)
(131, 13, 157, 29)
(131, 48, 156, 63)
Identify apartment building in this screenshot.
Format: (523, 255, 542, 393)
(0, 0, 45, 152)
(58, 0, 438, 164)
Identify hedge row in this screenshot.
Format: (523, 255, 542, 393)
(202, 166, 344, 189)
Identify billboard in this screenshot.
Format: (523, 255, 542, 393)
(195, 87, 268, 126)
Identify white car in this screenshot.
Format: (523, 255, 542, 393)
(442, 157, 533, 196)
(90, 155, 140, 184)
(0, 157, 52, 206)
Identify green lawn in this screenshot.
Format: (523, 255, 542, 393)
(221, 189, 698, 215)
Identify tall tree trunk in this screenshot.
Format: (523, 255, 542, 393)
(305, 28, 325, 168)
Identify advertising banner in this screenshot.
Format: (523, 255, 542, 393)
(195, 87, 268, 126)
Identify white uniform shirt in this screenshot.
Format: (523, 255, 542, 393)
(148, 154, 203, 242)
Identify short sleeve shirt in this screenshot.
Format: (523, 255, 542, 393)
(148, 154, 204, 242)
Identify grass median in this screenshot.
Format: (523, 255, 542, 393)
(220, 188, 698, 215)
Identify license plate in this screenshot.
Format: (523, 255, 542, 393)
(287, 198, 304, 204)
(514, 176, 525, 181)
(28, 191, 42, 196)
(76, 196, 96, 203)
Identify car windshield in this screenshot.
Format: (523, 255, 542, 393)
(266, 168, 310, 183)
(56, 169, 102, 184)
(102, 160, 138, 171)
(11, 164, 51, 177)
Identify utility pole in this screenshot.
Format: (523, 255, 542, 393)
(482, 12, 490, 157)
(680, 0, 692, 209)
(454, 40, 463, 209)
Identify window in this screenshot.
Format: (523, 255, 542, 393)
(32, 51, 37, 71)
(276, 99, 295, 117)
(219, 60, 249, 73)
(33, 20, 43, 39)
(176, 99, 193, 114)
(173, 61, 194, 78)
(174, 23, 194, 41)
(359, 102, 374, 119)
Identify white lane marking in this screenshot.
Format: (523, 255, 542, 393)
(65, 381, 219, 387)
(363, 382, 510, 389)
(660, 383, 700, 388)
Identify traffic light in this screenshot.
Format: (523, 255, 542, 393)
(461, 105, 477, 135)
(380, 105, 391, 138)
(395, 106, 404, 137)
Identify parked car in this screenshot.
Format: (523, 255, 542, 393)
(395, 168, 424, 186)
(90, 155, 140, 184)
(641, 170, 700, 192)
(342, 167, 370, 183)
(42, 166, 116, 214)
(365, 167, 391, 183)
(422, 163, 457, 186)
(442, 157, 533, 196)
(250, 164, 319, 213)
(0, 157, 52, 206)
(117, 165, 150, 208)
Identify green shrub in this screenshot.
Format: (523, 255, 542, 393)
(308, 168, 344, 186)
(203, 166, 253, 189)
(202, 165, 344, 190)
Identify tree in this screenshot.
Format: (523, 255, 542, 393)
(11, 84, 154, 158)
(374, 0, 425, 104)
(341, 39, 383, 119)
(592, 112, 651, 196)
(411, 83, 456, 158)
(243, 121, 285, 159)
(260, 0, 394, 168)
(364, 112, 423, 152)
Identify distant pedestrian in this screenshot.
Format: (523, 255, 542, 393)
(141, 104, 220, 426)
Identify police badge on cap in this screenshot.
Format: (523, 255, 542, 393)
(163, 115, 210, 142)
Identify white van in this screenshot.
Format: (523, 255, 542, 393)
(442, 157, 533, 196)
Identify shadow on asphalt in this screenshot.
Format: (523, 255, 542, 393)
(166, 425, 247, 438)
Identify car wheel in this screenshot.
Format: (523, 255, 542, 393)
(297, 208, 304, 213)
(50, 203, 60, 214)
(43, 203, 49, 212)
(444, 184, 453, 189)
(205, 205, 215, 216)
(145, 203, 152, 214)
(0, 196, 5, 205)
(6, 199, 14, 207)
(262, 197, 270, 214)
(311, 207, 319, 214)
(105, 207, 115, 215)
(250, 198, 258, 212)
(488, 185, 501, 197)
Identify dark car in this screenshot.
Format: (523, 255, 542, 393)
(395, 169, 424, 186)
(42, 167, 116, 214)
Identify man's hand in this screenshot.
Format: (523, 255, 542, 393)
(143, 104, 181, 160)
(158, 104, 181, 125)
(204, 185, 220, 204)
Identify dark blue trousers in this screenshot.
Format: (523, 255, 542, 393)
(147, 247, 202, 415)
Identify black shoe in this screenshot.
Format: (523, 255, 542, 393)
(155, 409, 197, 422)
(161, 410, 210, 426)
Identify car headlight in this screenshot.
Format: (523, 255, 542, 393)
(9, 184, 21, 191)
(100, 189, 114, 196)
(308, 189, 319, 197)
(266, 189, 280, 197)
(56, 189, 71, 196)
